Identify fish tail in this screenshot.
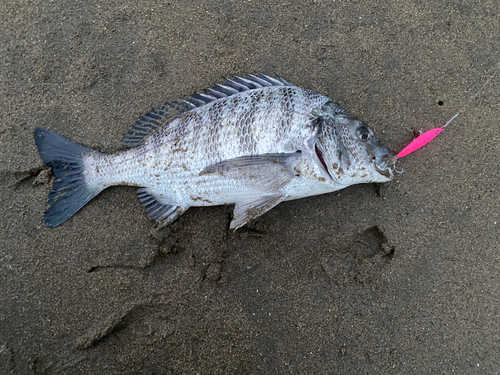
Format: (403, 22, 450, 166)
(34, 128, 104, 227)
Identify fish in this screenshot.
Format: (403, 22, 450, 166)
(34, 73, 395, 229)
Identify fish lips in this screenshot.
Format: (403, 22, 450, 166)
(374, 154, 395, 181)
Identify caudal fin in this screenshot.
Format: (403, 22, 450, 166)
(34, 128, 102, 227)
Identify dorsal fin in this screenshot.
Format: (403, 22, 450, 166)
(122, 101, 195, 147)
(121, 73, 295, 147)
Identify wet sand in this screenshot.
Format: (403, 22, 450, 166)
(1, 0, 500, 373)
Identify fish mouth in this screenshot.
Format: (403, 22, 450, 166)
(375, 154, 396, 180)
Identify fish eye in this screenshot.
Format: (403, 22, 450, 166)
(357, 126, 371, 141)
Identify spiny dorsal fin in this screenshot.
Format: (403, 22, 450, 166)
(121, 73, 295, 147)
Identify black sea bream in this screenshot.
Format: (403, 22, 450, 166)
(34, 74, 395, 229)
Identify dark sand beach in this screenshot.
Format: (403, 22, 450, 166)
(1, 0, 499, 373)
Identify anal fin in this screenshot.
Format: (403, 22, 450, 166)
(137, 188, 187, 228)
(231, 194, 286, 230)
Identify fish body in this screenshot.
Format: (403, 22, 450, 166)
(34, 74, 395, 229)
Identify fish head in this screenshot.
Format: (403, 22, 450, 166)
(312, 106, 395, 185)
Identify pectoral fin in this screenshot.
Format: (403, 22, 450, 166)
(231, 194, 286, 229)
(200, 153, 301, 229)
(199, 152, 301, 192)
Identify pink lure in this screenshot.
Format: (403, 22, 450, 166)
(397, 127, 444, 158)
(395, 62, 500, 159)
